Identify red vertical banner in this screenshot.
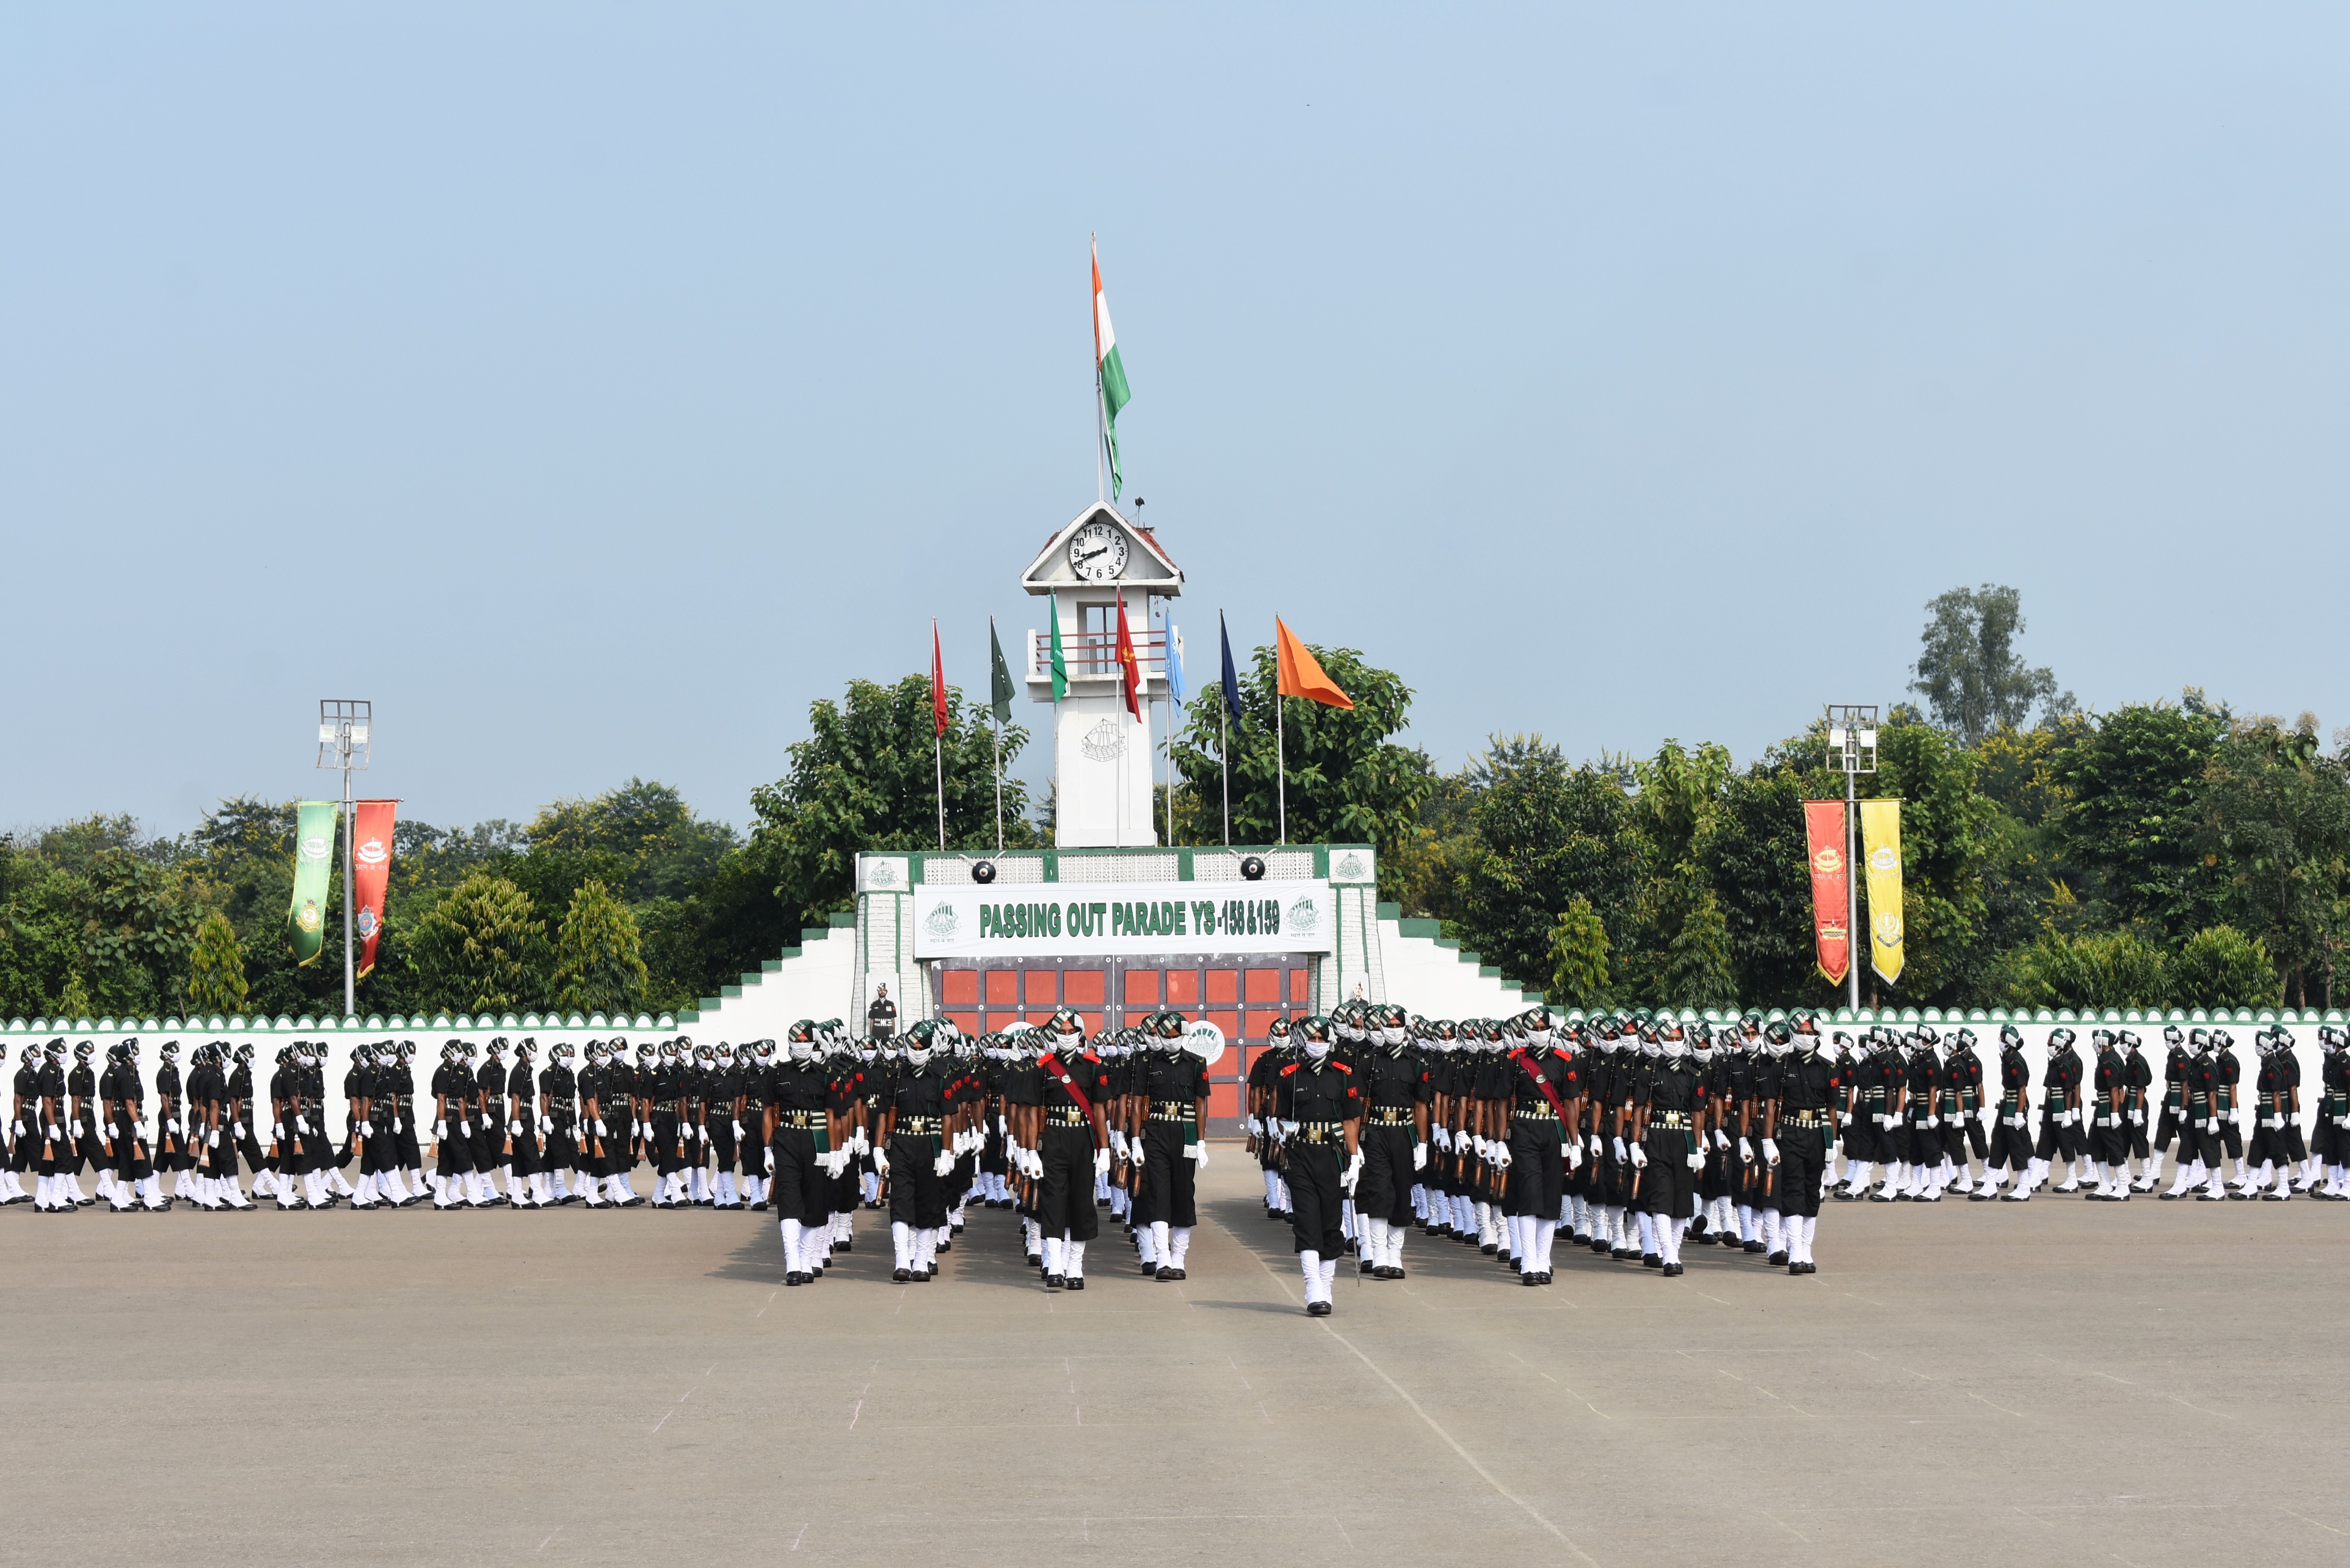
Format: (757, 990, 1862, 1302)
(351, 800, 397, 978)
(931, 620, 950, 736)
(1802, 800, 1850, 985)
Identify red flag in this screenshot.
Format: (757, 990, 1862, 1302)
(1114, 594, 1143, 721)
(1274, 618, 1354, 709)
(351, 799, 397, 979)
(1802, 800, 1851, 986)
(931, 620, 949, 737)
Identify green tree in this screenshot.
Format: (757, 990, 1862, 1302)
(183, 910, 249, 1016)
(550, 879, 649, 1015)
(405, 874, 548, 1013)
(75, 849, 207, 1017)
(1448, 737, 1642, 994)
(1910, 583, 2072, 745)
(1871, 718, 1998, 1003)
(528, 779, 738, 902)
(1658, 885, 1738, 1009)
(1547, 896, 1612, 1008)
(1169, 641, 1433, 858)
(1996, 928, 2171, 1010)
(2195, 719, 2350, 1006)
(2170, 924, 2279, 1009)
(1699, 761, 1834, 1004)
(749, 674, 1037, 938)
(2049, 697, 2229, 938)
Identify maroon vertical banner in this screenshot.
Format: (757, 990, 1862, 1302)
(1802, 800, 1850, 985)
(351, 800, 397, 978)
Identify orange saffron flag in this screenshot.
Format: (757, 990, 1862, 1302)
(1274, 618, 1354, 709)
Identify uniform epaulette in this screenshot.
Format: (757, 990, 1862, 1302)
(1280, 1063, 1298, 1076)
(1082, 1051, 1099, 1062)
(1332, 1060, 1352, 1074)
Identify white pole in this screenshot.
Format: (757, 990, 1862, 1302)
(1219, 695, 1230, 846)
(1846, 767, 1860, 1012)
(936, 731, 947, 851)
(340, 753, 354, 1019)
(1276, 694, 1286, 846)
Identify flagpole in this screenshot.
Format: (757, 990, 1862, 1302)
(1091, 237, 1107, 506)
(936, 729, 947, 851)
(1219, 695, 1230, 847)
(1276, 692, 1287, 846)
(989, 617, 1005, 852)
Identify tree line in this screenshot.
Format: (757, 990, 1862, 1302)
(0, 587, 2332, 1019)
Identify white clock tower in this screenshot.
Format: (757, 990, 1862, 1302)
(1020, 502, 1184, 847)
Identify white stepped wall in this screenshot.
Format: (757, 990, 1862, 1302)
(1373, 914, 1542, 1018)
(681, 925, 859, 1043)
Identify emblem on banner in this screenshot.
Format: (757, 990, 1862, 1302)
(296, 899, 323, 933)
(925, 902, 959, 940)
(1812, 845, 1842, 874)
(300, 834, 330, 861)
(357, 837, 388, 866)
(1873, 911, 1903, 944)
(357, 907, 379, 939)
(1333, 851, 1367, 881)
(1287, 895, 1319, 933)
(1869, 845, 1899, 872)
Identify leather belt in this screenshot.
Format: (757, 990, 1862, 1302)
(1147, 1100, 1194, 1119)
(1367, 1108, 1415, 1126)
(1512, 1108, 1559, 1122)
(1651, 1112, 1691, 1128)
(1044, 1108, 1089, 1127)
(896, 1115, 943, 1134)
(776, 1111, 819, 1129)
(1296, 1122, 1345, 1143)
(1784, 1111, 1829, 1126)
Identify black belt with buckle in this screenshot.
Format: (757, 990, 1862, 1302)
(1786, 1111, 1829, 1127)
(1367, 1108, 1415, 1126)
(777, 1111, 818, 1129)
(1044, 1108, 1088, 1127)
(1147, 1100, 1194, 1121)
(1651, 1112, 1690, 1128)
(1512, 1108, 1559, 1122)
(896, 1115, 942, 1134)
(1297, 1122, 1344, 1143)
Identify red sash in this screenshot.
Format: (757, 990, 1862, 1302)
(1514, 1051, 1570, 1125)
(1038, 1053, 1095, 1123)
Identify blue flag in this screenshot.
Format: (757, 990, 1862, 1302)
(1219, 611, 1242, 722)
(1166, 622, 1186, 706)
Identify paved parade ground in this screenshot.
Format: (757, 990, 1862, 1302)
(6, 1149, 2345, 1568)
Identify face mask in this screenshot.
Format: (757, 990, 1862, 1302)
(1663, 1041, 1687, 1059)
(1304, 1040, 1330, 1060)
(789, 1042, 813, 1062)
(905, 1048, 930, 1070)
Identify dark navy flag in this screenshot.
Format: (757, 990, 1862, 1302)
(1219, 610, 1243, 722)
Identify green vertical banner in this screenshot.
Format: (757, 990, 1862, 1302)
(287, 800, 339, 967)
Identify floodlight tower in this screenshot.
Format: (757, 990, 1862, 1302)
(317, 700, 372, 1018)
(1824, 705, 1877, 1012)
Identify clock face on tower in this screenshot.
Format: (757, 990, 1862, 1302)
(1067, 522, 1129, 582)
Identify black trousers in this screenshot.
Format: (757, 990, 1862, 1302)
(1034, 1125, 1099, 1240)
(508, 1126, 543, 1177)
(707, 1120, 736, 1177)
(771, 1128, 831, 1227)
(1988, 1116, 2034, 1171)
(1134, 1120, 1201, 1227)
(1284, 1143, 1345, 1256)
(886, 1133, 948, 1229)
(2090, 1117, 2130, 1164)
(1638, 1131, 1697, 1219)
(1355, 1122, 1418, 1227)
(1778, 1128, 1827, 1219)
(436, 1125, 477, 1178)
(651, 1115, 687, 1177)
(2034, 1111, 2084, 1162)
(1504, 1120, 1564, 1219)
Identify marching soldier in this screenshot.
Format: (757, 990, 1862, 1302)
(1631, 1019, 1704, 1276)
(2314, 1028, 2349, 1198)
(2087, 1030, 2132, 1201)
(1272, 1016, 1361, 1315)
(33, 1040, 76, 1212)
(879, 1020, 966, 1283)
(1769, 1017, 1840, 1274)
(1131, 1010, 1214, 1281)
(1984, 1025, 2035, 1200)
(769, 1021, 844, 1285)
(5, 1043, 38, 1206)
(99, 1041, 163, 1210)
(504, 1038, 548, 1207)
(1501, 1006, 1577, 1285)
(1025, 1010, 1110, 1289)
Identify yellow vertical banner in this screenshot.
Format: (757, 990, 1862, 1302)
(1860, 799, 1904, 986)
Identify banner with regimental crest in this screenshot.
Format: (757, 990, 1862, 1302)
(1861, 798, 1904, 986)
(287, 801, 339, 967)
(1801, 800, 1851, 985)
(351, 800, 397, 978)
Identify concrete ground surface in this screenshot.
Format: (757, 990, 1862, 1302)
(4, 1151, 2345, 1568)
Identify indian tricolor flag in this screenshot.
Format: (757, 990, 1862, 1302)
(1092, 238, 1131, 499)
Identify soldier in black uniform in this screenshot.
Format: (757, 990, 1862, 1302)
(2028, 1027, 2086, 1196)
(702, 1042, 739, 1208)
(867, 984, 898, 1042)
(0, 1044, 24, 1207)
(1983, 1025, 2035, 1200)
(537, 1041, 580, 1203)
(99, 1041, 163, 1210)
(1272, 1016, 1361, 1315)
(2164, 1029, 2225, 1200)
(1770, 1021, 1841, 1274)
(65, 1040, 102, 1206)
(430, 1041, 480, 1209)
(2210, 1029, 2247, 1194)
(1499, 1006, 1578, 1284)
(5, 1042, 39, 1206)
(769, 1021, 843, 1284)
(879, 1021, 962, 1282)
(646, 1040, 689, 1208)
(150, 1040, 192, 1205)
(1248, 1017, 1294, 1220)
(1026, 1010, 1110, 1289)
(1128, 1010, 1214, 1281)
(856, 1033, 892, 1210)
(2314, 1029, 2349, 1198)
(2087, 1030, 2133, 1201)
(32, 1040, 77, 1212)
(502, 1038, 545, 1207)
(1346, 1004, 1429, 1280)
(2242, 1028, 2304, 1201)
(1631, 1020, 1705, 1276)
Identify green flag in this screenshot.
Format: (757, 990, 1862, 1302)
(1047, 592, 1068, 702)
(989, 617, 1015, 725)
(287, 800, 339, 967)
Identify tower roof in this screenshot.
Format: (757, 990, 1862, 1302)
(1019, 503, 1183, 595)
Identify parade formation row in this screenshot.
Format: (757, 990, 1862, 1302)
(6, 1006, 2343, 1315)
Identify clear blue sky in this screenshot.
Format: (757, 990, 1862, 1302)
(4, 5, 2344, 837)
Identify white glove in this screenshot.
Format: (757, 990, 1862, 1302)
(731, 1120, 744, 1141)
(208, 1130, 221, 1148)
(1279, 1120, 1299, 1139)
(1192, 1144, 1209, 1169)
(1612, 1137, 1627, 1162)
(1342, 1151, 1363, 1193)
(9, 1120, 20, 1138)
(1762, 1138, 1780, 1165)
(764, 1148, 777, 1174)
(1563, 1139, 1582, 1170)
(1588, 1135, 1604, 1158)
(1093, 1147, 1110, 1178)
(593, 1119, 608, 1137)
(294, 1115, 309, 1135)
(1837, 1111, 1852, 1127)
(392, 1117, 403, 1135)
(1687, 1150, 1706, 1171)
(1629, 1142, 1648, 1169)
(459, 1120, 473, 1136)
(273, 1122, 286, 1140)
(45, 1123, 63, 1142)
(872, 1147, 889, 1177)
(697, 1124, 708, 1142)
(540, 1115, 552, 1135)
(1131, 1139, 1146, 1168)
(1430, 1125, 1450, 1152)
(1412, 1142, 1428, 1170)
(508, 1120, 522, 1137)
(1024, 1149, 1044, 1179)
(2129, 1109, 2145, 1126)
(1714, 1128, 1731, 1151)
(1738, 1136, 1754, 1163)
(631, 1119, 644, 1139)
(1492, 1142, 1512, 1170)
(435, 1121, 448, 1140)
(1110, 1129, 1127, 1157)
(1877, 1113, 1894, 1129)
(1925, 1115, 1940, 1129)
(2205, 1117, 2220, 1133)
(932, 1150, 954, 1177)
